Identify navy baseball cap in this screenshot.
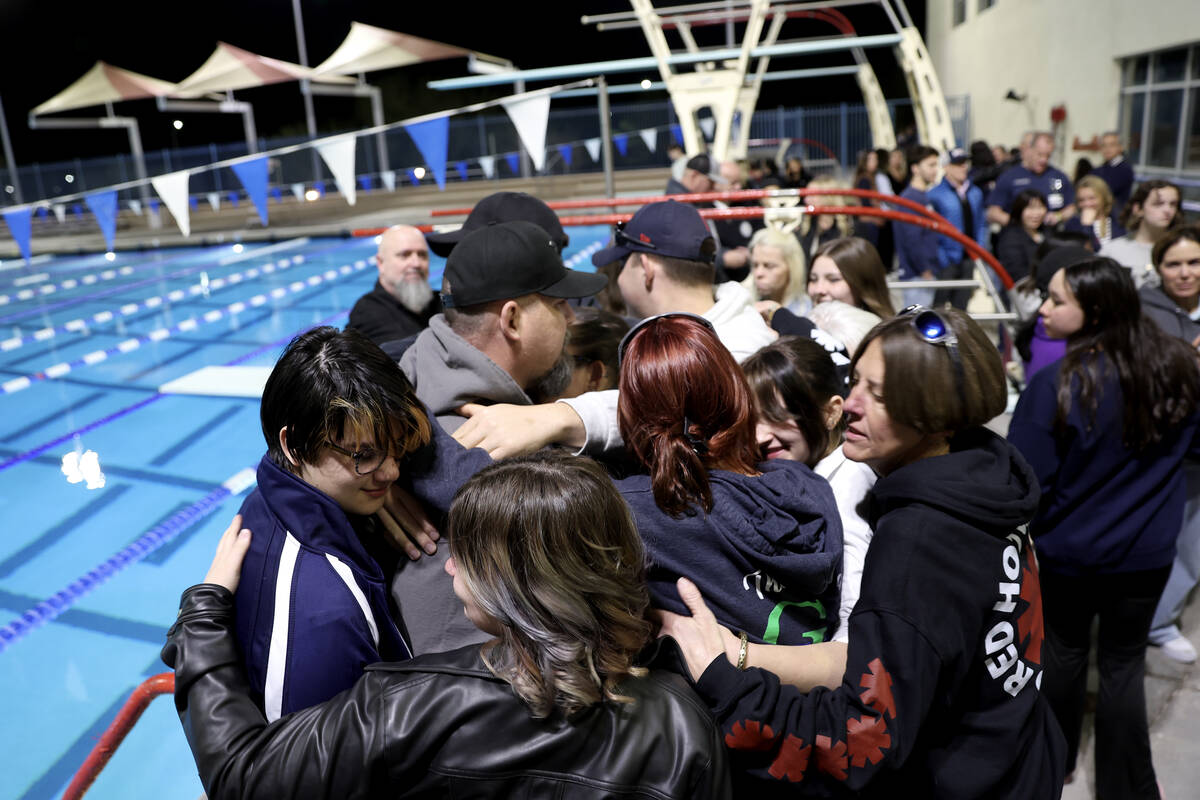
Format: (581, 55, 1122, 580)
(591, 200, 716, 267)
(944, 147, 970, 165)
(426, 191, 569, 257)
(441, 220, 607, 308)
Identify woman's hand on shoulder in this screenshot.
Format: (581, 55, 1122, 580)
(203, 515, 252, 593)
(651, 578, 737, 681)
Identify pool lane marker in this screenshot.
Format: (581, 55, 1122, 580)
(0, 254, 307, 353)
(1, 257, 371, 396)
(0, 467, 258, 655)
(0, 266, 135, 306)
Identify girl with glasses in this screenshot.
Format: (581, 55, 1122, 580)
(234, 326, 431, 719)
(660, 308, 1066, 797)
(1010, 257, 1200, 796)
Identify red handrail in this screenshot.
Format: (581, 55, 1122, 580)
(62, 673, 176, 800)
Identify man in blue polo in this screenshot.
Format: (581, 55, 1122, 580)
(986, 131, 1075, 227)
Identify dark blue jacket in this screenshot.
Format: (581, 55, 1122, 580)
(616, 460, 843, 646)
(234, 455, 412, 720)
(927, 178, 988, 270)
(1009, 355, 1200, 575)
(894, 186, 940, 280)
(1092, 155, 1135, 212)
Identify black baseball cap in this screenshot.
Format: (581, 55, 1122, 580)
(426, 191, 569, 257)
(591, 200, 716, 267)
(685, 154, 721, 181)
(441, 220, 607, 308)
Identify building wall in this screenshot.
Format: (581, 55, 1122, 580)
(925, 0, 1197, 169)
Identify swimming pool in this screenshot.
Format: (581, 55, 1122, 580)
(0, 227, 610, 800)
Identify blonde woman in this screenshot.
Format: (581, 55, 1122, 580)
(797, 176, 862, 260)
(1065, 174, 1125, 250)
(742, 227, 811, 315)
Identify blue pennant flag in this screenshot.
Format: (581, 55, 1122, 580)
(148, 198, 160, 214)
(671, 124, 683, 145)
(408, 169, 421, 187)
(84, 190, 118, 252)
(188, 195, 199, 210)
(504, 153, 520, 175)
(2, 207, 33, 262)
(556, 144, 573, 167)
(402, 116, 449, 191)
(613, 133, 628, 157)
(454, 161, 469, 181)
(356, 176, 373, 193)
(71, 204, 84, 219)
(269, 186, 284, 203)
(226, 191, 239, 208)
(35, 206, 48, 219)
(230, 156, 269, 226)
(313, 181, 325, 197)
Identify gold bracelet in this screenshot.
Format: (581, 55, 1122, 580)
(736, 631, 749, 670)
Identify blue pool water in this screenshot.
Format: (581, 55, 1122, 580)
(0, 228, 610, 800)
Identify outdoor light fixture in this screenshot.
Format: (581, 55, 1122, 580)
(64, 174, 74, 183)
(172, 119, 184, 130)
(304, 189, 320, 202)
(413, 167, 426, 179)
(1004, 89, 1027, 102)
(640, 79, 652, 89)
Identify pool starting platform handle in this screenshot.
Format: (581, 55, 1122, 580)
(62, 672, 175, 800)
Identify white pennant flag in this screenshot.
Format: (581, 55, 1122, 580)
(500, 93, 552, 172)
(699, 117, 716, 140)
(584, 138, 602, 162)
(128, 199, 143, 216)
(52, 204, 66, 224)
(290, 183, 305, 202)
(315, 136, 358, 206)
(206, 192, 221, 212)
(380, 171, 396, 192)
(150, 170, 192, 238)
(639, 128, 657, 153)
(478, 155, 496, 179)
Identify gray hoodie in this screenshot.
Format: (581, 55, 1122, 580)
(398, 314, 531, 434)
(1140, 285, 1200, 343)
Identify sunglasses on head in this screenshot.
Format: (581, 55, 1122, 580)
(614, 220, 656, 251)
(900, 305, 965, 395)
(617, 312, 715, 366)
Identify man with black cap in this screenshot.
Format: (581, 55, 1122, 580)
(424, 190, 569, 258)
(452, 200, 776, 458)
(928, 147, 989, 309)
(398, 219, 605, 435)
(666, 155, 751, 279)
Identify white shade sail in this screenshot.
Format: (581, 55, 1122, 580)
(311, 22, 470, 76)
(33, 61, 177, 115)
(172, 42, 351, 98)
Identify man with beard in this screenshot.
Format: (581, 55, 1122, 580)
(393, 220, 605, 654)
(346, 225, 440, 345)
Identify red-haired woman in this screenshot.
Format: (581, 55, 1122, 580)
(615, 313, 843, 667)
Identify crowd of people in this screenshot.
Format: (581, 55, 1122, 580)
(159, 128, 1199, 800)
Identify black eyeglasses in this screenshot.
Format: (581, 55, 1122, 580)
(901, 304, 965, 393)
(617, 312, 715, 365)
(614, 220, 656, 251)
(325, 440, 398, 476)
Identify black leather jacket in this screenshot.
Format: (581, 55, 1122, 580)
(163, 585, 731, 799)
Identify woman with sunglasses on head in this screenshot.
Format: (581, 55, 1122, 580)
(616, 314, 844, 687)
(1009, 257, 1200, 797)
(233, 326, 432, 719)
(659, 307, 1066, 798)
(164, 452, 732, 799)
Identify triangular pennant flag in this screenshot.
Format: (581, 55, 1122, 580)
(500, 93, 552, 172)
(407, 169, 421, 187)
(699, 117, 716, 140)
(188, 195, 198, 210)
(2, 207, 33, 263)
(731, 111, 742, 145)
(454, 161, 469, 181)
(584, 138, 602, 162)
(402, 117, 449, 191)
(226, 191, 239, 208)
(72, 204, 83, 219)
(230, 156, 269, 226)
(128, 199, 143, 216)
(313, 181, 325, 197)
(150, 170, 192, 237)
(207, 192, 221, 211)
(356, 176, 372, 193)
(270, 187, 283, 203)
(36, 206, 48, 219)
(478, 155, 496, 179)
(52, 204, 66, 224)
(556, 144, 573, 167)
(380, 171, 396, 192)
(639, 128, 657, 153)
(148, 198, 160, 215)
(504, 153, 520, 175)
(671, 124, 684, 145)
(613, 133, 628, 157)
(84, 190, 118, 252)
(315, 136, 358, 206)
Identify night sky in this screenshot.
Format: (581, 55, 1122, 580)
(0, 0, 924, 165)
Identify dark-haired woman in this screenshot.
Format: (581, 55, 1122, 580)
(1100, 179, 1183, 288)
(616, 314, 844, 661)
(994, 188, 1049, 282)
(164, 452, 731, 799)
(235, 326, 432, 719)
(661, 307, 1065, 797)
(557, 307, 629, 399)
(1009, 257, 1200, 797)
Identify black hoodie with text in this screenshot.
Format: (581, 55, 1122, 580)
(693, 427, 1066, 798)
